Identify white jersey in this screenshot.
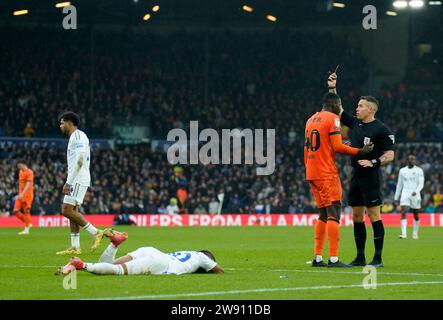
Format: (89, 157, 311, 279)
(166, 251, 217, 275)
(126, 247, 217, 275)
(394, 165, 424, 202)
(66, 129, 91, 187)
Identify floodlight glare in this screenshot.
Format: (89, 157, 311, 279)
(393, 1, 408, 8)
(386, 11, 398, 16)
(242, 5, 254, 12)
(409, 0, 425, 8)
(55, 2, 71, 8)
(13, 9, 29, 16)
(266, 15, 277, 22)
(332, 2, 346, 8)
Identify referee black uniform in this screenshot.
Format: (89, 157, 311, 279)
(340, 109, 395, 266)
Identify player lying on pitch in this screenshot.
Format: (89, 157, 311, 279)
(56, 229, 224, 275)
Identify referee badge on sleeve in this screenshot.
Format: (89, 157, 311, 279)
(389, 135, 395, 144)
(335, 119, 340, 127)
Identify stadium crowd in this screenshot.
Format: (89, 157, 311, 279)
(1, 142, 443, 216)
(1, 27, 443, 215)
(1, 28, 442, 141)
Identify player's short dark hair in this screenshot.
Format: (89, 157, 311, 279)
(360, 96, 379, 111)
(322, 92, 341, 109)
(322, 93, 342, 115)
(60, 111, 80, 127)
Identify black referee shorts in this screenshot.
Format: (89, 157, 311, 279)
(348, 170, 383, 208)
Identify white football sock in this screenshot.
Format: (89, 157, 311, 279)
(71, 233, 80, 248)
(329, 256, 338, 263)
(315, 255, 323, 262)
(84, 263, 123, 275)
(401, 219, 407, 237)
(413, 220, 420, 235)
(83, 222, 98, 235)
(99, 244, 118, 263)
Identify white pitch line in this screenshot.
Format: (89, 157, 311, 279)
(225, 268, 443, 277)
(89, 281, 443, 300)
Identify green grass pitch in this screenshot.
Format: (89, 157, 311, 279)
(0, 226, 442, 300)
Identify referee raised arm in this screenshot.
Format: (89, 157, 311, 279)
(328, 72, 395, 267)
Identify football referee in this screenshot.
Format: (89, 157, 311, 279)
(328, 72, 395, 267)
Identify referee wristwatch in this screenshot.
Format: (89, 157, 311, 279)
(371, 159, 381, 168)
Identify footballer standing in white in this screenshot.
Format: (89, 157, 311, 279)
(57, 229, 224, 276)
(56, 111, 105, 255)
(394, 154, 424, 239)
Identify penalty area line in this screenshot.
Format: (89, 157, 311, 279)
(89, 281, 443, 300)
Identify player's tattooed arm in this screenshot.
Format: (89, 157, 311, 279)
(379, 150, 394, 165)
(66, 151, 86, 186)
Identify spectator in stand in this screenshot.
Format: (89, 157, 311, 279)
(382, 200, 394, 213)
(166, 198, 179, 215)
(194, 203, 208, 214)
(435, 200, 443, 213)
(208, 197, 219, 214)
(23, 123, 35, 138)
(424, 200, 436, 213)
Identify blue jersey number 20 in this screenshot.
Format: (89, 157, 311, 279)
(169, 252, 191, 263)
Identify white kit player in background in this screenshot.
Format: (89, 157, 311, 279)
(56, 229, 225, 275)
(56, 111, 109, 255)
(394, 154, 424, 239)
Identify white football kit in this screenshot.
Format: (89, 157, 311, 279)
(125, 247, 217, 275)
(394, 165, 424, 209)
(63, 129, 91, 206)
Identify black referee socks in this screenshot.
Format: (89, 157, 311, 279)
(353, 222, 367, 258)
(372, 220, 385, 260)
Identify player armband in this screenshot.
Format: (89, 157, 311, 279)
(371, 158, 381, 168)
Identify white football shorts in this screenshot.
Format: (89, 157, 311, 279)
(63, 183, 88, 206)
(126, 247, 170, 275)
(400, 196, 421, 210)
